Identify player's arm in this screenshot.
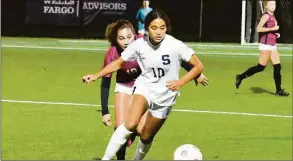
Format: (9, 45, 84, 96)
(100, 76, 113, 126)
(100, 77, 111, 116)
(136, 10, 141, 22)
(257, 14, 279, 32)
(99, 49, 114, 116)
(181, 61, 199, 83)
(167, 55, 203, 91)
(82, 58, 125, 83)
(178, 55, 203, 86)
(181, 61, 207, 86)
(82, 42, 137, 83)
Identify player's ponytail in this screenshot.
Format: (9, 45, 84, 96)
(105, 23, 116, 44)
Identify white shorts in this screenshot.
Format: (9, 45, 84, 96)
(133, 82, 172, 119)
(114, 83, 133, 95)
(259, 44, 277, 51)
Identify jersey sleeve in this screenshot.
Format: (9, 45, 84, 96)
(102, 47, 115, 78)
(121, 42, 138, 61)
(177, 41, 195, 62)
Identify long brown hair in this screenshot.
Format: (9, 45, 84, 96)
(105, 19, 135, 46)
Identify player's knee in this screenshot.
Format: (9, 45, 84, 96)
(124, 120, 139, 132)
(273, 63, 281, 71)
(136, 125, 142, 136)
(115, 117, 125, 128)
(256, 64, 266, 72)
(140, 134, 154, 144)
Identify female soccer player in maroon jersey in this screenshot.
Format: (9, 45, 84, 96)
(236, 0, 289, 96)
(98, 19, 146, 160)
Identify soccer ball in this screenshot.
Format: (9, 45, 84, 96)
(173, 144, 203, 160)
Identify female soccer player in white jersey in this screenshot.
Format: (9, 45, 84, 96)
(82, 9, 205, 160)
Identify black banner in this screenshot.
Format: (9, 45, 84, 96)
(25, 0, 81, 25)
(25, 0, 140, 26)
(82, 0, 140, 26)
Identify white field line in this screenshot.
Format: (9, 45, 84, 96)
(2, 44, 292, 57)
(57, 39, 291, 46)
(2, 99, 292, 118)
(1, 45, 108, 51)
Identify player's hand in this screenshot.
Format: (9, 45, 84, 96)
(82, 74, 98, 83)
(271, 25, 279, 31)
(275, 33, 280, 38)
(195, 74, 209, 86)
(166, 80, 183, 92)
(102, 114, 112, 126)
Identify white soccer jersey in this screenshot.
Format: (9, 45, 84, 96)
(121, 34, 195, 106)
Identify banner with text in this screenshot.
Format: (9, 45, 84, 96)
(25, 0, 80, 25)
(82, 0, 140, 26)
(25, 0, 140, 26)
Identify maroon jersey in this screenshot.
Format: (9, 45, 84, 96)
(102, 46, 141, 87)
(260, 12, 277, 46)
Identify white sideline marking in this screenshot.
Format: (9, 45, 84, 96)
(57, 39, 292, 48)
(1, 45, 108, 51)
(2, 45, 292, 57)
(2, 99, 292, 118)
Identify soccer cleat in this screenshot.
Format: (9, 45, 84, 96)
(235, 74, 242, 89)
(276, 89, 290, 96)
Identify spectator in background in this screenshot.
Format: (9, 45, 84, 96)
(136, 0, 153, 36)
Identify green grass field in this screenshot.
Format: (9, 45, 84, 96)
(1, 37, 292, 160)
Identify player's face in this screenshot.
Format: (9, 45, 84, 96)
(148, 18, 167, 44)
(266, 1, 276, 12)
(116, 27, 135, 50)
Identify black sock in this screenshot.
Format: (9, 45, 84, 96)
(116, 142, 127, 160)
(239, 64, 266, 80)
(114, 127, 127, 160)
(273, 64, 282, 92)
(129, 132, 137, 144)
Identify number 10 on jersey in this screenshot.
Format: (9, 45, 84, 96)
(151, 55, 170, 78)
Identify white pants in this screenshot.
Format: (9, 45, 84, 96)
(259, 43, 277, 51)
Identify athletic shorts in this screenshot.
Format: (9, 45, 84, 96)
(133, 82, 173, 119)
(259, 43, 277, 51)
(114, 83, 133, 95)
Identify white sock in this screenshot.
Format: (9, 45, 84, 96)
(133, 138, 153, 160)
(102, 123, 133, 160)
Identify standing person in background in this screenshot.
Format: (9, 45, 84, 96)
(235, 0, 289, 96)
(136, 0, 153, 36)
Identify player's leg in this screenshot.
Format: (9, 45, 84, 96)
(136, 110, 148, 136)
(133, 105, 170, 160)
(235, 49, 270, 89)
(113, 92, 131, 160)
(270, 49, 289, 96)
(102, 94, 148, 160)
(125, 109, 149, 148)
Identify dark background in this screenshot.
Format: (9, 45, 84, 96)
(2, 0, 292, 43)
